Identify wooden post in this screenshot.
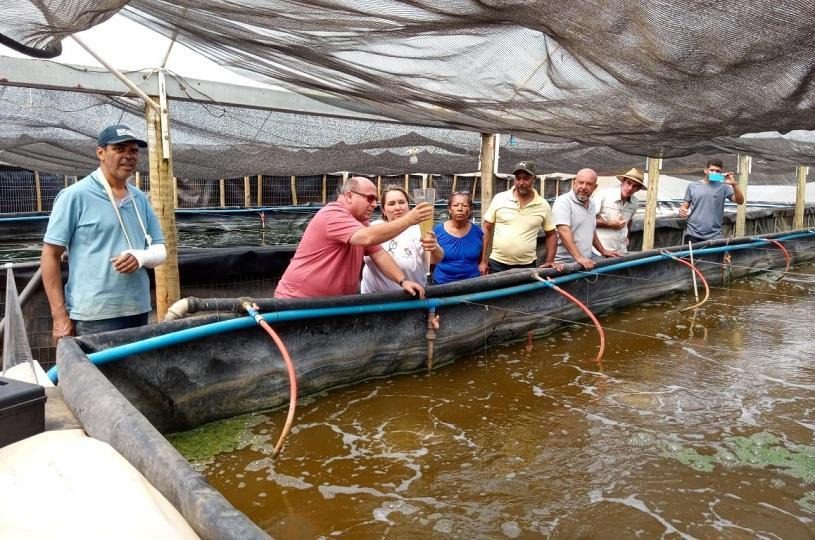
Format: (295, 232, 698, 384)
(243, 176, 251, 207)
(734, 154, 750, 237)
(290, 175, 298, 205)
(257, 174, 263, 207)
(794, 165, 809, 229)
(34, 171, 42, 212)
(63, 175, 68, 188)
(134, 172, 141, 190)
(422, 174, 429, 189)
(376, 175, 381, 197)
(321, 174, 327, 204)
(479, 133, 496, 213)
(451, 175, 457, 194)
(219, 178, 226, 208)
(172, 177, 178, 209)
(145, 98, 180, 320)
(403, 173, 409, 192)
(642, 157, 661, 251)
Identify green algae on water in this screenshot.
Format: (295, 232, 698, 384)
(168, 413, 265, 463)
(660, 444, 716, 472)
(661, 432, 815, 481)
(798, 492, 815, 513)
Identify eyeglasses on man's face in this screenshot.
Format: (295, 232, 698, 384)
(349, 190, 378, 204)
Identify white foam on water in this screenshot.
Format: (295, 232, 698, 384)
(596, 493, 697, 539)
(372, 499, 420, 523)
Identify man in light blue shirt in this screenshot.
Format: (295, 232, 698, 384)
(41, 124, 166, 340)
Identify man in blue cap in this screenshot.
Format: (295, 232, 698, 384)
(41, 124, 166, 341)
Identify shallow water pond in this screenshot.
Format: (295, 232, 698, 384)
(172, 267, 815, 538)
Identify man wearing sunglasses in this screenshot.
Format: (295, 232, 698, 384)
(274, 176, 433, 299)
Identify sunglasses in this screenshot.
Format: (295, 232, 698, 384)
(349, 190, 378, 204)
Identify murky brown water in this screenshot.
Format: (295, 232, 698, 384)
(176, 266, 815, 538)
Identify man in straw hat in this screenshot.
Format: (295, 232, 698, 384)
(594, 167, 647, 254)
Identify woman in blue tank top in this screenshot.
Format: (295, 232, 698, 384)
(433, 192, 483, 284)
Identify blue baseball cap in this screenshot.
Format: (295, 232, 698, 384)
(97, 124, 147, 148)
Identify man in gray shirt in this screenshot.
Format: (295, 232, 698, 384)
(679, 158, 745, 244)
(552, 168, 620, 270)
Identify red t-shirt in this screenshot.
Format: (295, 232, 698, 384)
(274, 202, 382, 298)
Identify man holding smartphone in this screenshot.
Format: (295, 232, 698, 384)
(678, 158, 745, 244)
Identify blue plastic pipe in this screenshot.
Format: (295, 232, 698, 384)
(47, 230, 815, 383)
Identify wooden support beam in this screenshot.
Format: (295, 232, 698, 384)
(642, 157, 661, 251)
(794, 165, 809, 229)
(451, 175, 457, 194)
(734, 154, 750, 237)
(172, 177, 178, 209)
(219, 178, 226, 208)
(134, 172, 140, 190)
(243, 176, 251, 207)
(479, 134, 496, 213)
(63, 175, 68, 189)
(404, 173, 409, 193)
(145, 97, 180, 320)
(321, 174, 327, 204)
(290, 175, 298, 205)
(34, 171, 42, 212)
(257, 174, 263, 207)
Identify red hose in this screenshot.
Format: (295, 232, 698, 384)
(662, 251, 710, 312)
(245, 303, 297, 458)
(764, 238, 791, 280)
(533, 274, 605, 366)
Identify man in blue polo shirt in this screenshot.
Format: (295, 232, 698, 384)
(41, 124, 166, 341)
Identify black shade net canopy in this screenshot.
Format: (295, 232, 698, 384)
(2, 0, 815, 180)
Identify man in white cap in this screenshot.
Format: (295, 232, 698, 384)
(41, 124, 166, 341)
(479, 161, 559, 274)
(594, 167, 647, 254)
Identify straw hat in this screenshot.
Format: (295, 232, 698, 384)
(616, 167, 647, 189)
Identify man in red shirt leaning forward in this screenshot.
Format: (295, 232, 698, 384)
(274, 176, 433, 299)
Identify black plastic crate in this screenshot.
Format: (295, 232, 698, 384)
(0, 376, 47, 447)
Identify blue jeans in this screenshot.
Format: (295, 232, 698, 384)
(74, 313, 150, 336)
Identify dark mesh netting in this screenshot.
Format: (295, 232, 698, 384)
(2, 2, 815, 178)
(5, 1, 815, 151)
